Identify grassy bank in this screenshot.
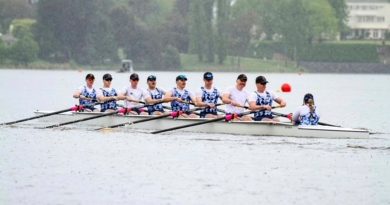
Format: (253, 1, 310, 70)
(180, 54, 300, 72)
(1, 54, 302, 73)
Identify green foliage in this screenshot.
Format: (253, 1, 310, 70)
(216, 0, 230, 64)
(11, 18, 36, 39)
(298, 43, 380, 63)
(0, 39, 6, 63)
(252, 41, 380, 63)
(276, 0, 338, 49)
(9, 36, 39, 65)
(0, 0, 35, 33)
(35, 0, 117, 64)
(327, 0, 348, 37)
(162, 45, 181, 70)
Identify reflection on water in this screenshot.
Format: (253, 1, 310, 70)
(0, 69, 390, 204)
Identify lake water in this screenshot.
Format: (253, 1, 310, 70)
(0, 69, 389, 204)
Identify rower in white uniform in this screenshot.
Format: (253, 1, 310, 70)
(119, 73, 148, 115)
(222, 74, 252, 121)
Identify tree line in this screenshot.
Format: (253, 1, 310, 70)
(0, 0, 348, 68)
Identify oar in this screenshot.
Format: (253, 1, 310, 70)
(151, 111, 253, 134)
(271, 111, 341, 127)
(1, 103, 100, 126)
(96, 107, 203, 130)
(41, 103, 145, 129)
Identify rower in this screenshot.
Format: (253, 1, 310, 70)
(195, 72, 222, 118)
(73, 73, 98, 112)
(292, 93, 320, 125)
(222, 74, 252, 121)
(119, 73, 148, 115)
(164, 75, 198, 118)
(248, 76, 286, 122)
(144, 75, 175, 115)
(97, 73, 119, 112)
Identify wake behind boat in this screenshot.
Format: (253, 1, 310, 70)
(33, 110, 369, 139)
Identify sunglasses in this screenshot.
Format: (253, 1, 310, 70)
(104, 78, 112, 81)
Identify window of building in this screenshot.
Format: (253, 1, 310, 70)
(376, 16, 385, 22)
(373, 30, 378, 38)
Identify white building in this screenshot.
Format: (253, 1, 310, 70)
(346, 0, 390, 40)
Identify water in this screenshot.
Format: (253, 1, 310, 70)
(1, 69, 390, 204)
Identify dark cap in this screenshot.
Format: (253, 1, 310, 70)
(237, 74, 247, 82)
(103, 73, 112, 81)
(130, 73, 139, 81)
(255, 76, 268, 84)
(203, 72, 213, 80)
(85, 73, 95, 80)
(176, 74, 187, 81)
(147, 75, 156, 81)
(303, 93, 314, 104)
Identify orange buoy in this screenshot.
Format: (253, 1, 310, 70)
(281, 83, 291, 92)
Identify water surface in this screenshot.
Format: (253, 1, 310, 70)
(0, 69, 389, 204)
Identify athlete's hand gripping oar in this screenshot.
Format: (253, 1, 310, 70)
(151, 111, 253, 134)
(271, 111, 341, 127)
(96, 107, 203, 131)
(1, 103, 101, 126)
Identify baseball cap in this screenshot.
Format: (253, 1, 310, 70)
(237, 74, 247, 82)
(176, 74, 187, 81)
(203, 72, 213, 80)
(85, 73, 95, 80)
(147, 75, 157, 81)
(255, 76, 269, 84)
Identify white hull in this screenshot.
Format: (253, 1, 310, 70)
(34, 111, 369, 139)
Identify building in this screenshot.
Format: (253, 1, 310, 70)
(346, 0, 390, 40)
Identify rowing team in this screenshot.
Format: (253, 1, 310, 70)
(73, 72, 320, 125)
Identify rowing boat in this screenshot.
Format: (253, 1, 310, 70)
(33, 110, 369, 138)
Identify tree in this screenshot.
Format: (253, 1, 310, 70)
(11, 18, 36, 39)
(0, 39, 6, 63)
(162, 45, 181, 70)
(327, 0, 349, 39)
(216, 0, 230, 64)
(189, 0, 215, 62)
(0, 0, 35, 33)
(274, 0, 338, 60)
(9, 36, 39, 65)
(35, 0, 117, 64)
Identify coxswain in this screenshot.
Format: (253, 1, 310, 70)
(292, 93, 320, 125)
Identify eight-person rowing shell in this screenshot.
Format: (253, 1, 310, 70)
(70, 72, 314, 125)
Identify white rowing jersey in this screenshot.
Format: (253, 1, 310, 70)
(223, 86, 249, 114)
(120, 86, 147, 108)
